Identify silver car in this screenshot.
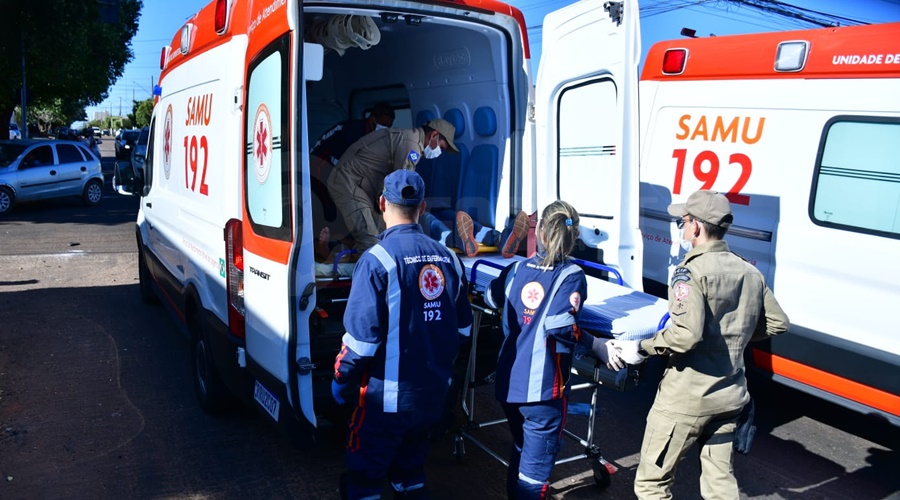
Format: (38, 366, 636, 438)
(0, 139, 104, 215)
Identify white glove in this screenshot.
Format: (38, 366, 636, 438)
(591, 337, 626, 371)
(609, 339, 649, 365)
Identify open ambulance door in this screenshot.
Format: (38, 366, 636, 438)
(240, 3, 319, 439)
(534, 0, 642, 288)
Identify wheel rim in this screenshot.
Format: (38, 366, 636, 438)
(87, 182, 102, 203)
(0, 191, 10, 212)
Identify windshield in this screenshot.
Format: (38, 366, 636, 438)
(0, 143, 28, 167)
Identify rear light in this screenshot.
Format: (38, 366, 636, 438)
(159, 46, 170, 70)
(225, 218, 245, 338)
(662, 48, 688, 75)
(215, 0, 231, 34)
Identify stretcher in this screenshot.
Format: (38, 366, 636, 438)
(453, 255, 669, 489)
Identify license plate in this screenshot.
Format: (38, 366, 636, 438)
(254, 380, 280, 422)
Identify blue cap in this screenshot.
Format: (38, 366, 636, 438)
(382, 169, 425, 206)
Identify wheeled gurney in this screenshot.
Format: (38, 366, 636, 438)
(453, 255, 669, 489)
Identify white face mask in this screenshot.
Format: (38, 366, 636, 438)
(423, 135, 442, 159)
(375, 124, 388, 131)
(679, 219, 695, 251)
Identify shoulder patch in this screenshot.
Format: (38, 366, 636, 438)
(671, 266, 692, 286)
(521, 281, 545, 310)
(407, 150, 420, 164)
(569, 292, 582, 312)
(673, 281, 690, 301)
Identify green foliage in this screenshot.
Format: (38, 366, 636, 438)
(134, 98, 154, 128)
(0, 0, 143, 123)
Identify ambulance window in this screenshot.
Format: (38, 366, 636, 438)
(810, 117, 900, 239)
(245, 37, 291, 241)
(556, 79, 619, 218)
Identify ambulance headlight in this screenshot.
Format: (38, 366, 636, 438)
(775, 41, 808, 72)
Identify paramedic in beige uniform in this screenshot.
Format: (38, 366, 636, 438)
(327, 118, 458, 253)
(610, 189, 789, 499)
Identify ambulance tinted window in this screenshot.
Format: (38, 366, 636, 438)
(245, 37, 291, 241)
(810, 117, 900, 239)
(557, 79, 619, 218)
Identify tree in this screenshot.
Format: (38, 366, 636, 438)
(134, 98, 154, 128)
(0, 0, 142, 126)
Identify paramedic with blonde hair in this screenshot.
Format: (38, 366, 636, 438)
(332, 170, 472, 499)
(482, 200, 620, 499)
(610, 189, 789, 499)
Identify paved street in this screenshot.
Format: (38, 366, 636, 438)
(0, 139, 897, 499)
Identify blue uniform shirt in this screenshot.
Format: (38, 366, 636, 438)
(335, 223, 473, 413)
(485, 256, 588, 403)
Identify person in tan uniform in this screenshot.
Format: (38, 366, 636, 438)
(610, 189, 789, 499)
(327, 118, 458, 253)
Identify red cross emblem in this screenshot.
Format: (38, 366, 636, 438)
(419, 264, 445, 300)
(253, 103, 272, 183)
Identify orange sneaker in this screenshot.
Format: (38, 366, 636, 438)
(501, 211, 529, 259)
(455, 211, 479, 258)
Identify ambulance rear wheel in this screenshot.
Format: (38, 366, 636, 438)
(191, 314, 231, 414)
(592, 458, 612, 490)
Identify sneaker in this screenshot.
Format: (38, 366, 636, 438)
(500, 211, 529, 259)
(455, 211, 479, 258)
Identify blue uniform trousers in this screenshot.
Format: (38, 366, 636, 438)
(501, 398, 567, 500)
(344, 402, 443, 499)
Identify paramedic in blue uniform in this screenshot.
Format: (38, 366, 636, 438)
(332, 169, 473, 499)
(483, 200, 620, 500)
(310, 102, 395, 256)
(610, 190, 790, 499)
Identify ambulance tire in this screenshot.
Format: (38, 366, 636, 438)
(191, 314, 232, 415)
(137, 250, 159, 304)
(592, 458, 612, 490)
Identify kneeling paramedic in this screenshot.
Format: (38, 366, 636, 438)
(332, 169, 473, 499)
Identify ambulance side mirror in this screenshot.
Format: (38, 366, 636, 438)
(113, 161, 143, 196)
(304, 43, 324, 82)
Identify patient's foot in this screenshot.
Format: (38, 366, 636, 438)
(455, 211, 479, 258)
(500, 211, 529, 259)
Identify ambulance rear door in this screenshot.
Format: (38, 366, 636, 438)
(534, 0, 642, 288)
(240, 1, 318, 433)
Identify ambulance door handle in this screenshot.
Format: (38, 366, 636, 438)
(298, 282, 316, 311)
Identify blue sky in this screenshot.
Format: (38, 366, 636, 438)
(85, 0, 900, 120)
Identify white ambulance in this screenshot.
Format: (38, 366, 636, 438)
(638, 23, 900, 425)
(113, 0, 643, 441)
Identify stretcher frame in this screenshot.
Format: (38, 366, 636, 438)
(452, 258, 669, 489)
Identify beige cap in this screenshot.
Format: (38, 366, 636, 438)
(425, 118, 459, 154)
(667, 190, 733, 228)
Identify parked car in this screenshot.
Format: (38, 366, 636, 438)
(115, 129, 141, 159)
(131, 126, 150, 174)
(0, 139, 104, 215)
(55, 127, 72, 140)
(8, 123, 21, 140)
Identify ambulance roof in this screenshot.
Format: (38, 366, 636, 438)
(642, 22, 900, 81)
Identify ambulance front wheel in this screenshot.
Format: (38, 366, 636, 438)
(453, 435, 465, 463)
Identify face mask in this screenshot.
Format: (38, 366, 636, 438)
(679, 220, 695, 252)
(375, 124, 388, 131)
(423, 135, 442, 159)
